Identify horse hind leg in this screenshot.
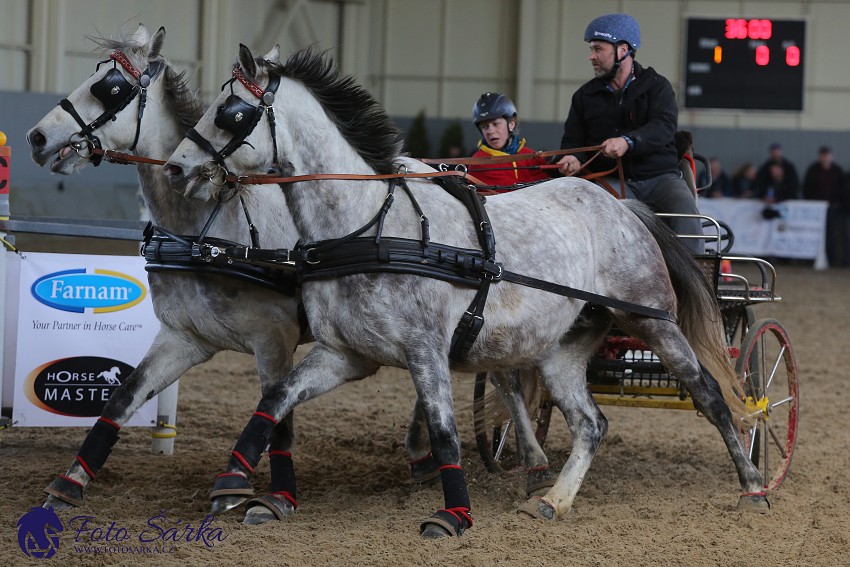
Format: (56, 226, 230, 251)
(486, 369, 553, 495)
(620, 317, 768, 511)
(406, 398, 440, 484)
(520, 307, 611, 520)
(44, 331, 214, 511)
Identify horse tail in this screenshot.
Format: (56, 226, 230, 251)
(622, 200, 749, 423)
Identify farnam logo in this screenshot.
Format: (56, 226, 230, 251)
(31, 269, 146, 313)
(16, 508, 228, 558)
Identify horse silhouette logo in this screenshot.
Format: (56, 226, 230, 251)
(98, 366, 122, 385)
(17, 506, 64, 559)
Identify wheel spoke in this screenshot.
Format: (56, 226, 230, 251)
(765, 345, 786, 391)
(767, 422, 788, 459)
(494, 420, 512, 462)
(770, 395, 794, 409)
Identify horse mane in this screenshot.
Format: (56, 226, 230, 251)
(86, 32, 206, 130)
(278, 48, 404, 175)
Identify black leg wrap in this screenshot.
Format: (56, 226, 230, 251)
(269, 450, 296, 499)
(420, 465, 473, 537)
(229, 413, 277, 474)
(45, 475, 85, 508)
(76, 418, 121, 479)
(439, 465, 470, 510)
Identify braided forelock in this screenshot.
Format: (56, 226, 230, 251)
(278, 48, 404, 174)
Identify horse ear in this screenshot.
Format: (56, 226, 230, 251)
(149, 26, 166, 59)
(262, 44, 281, 64)
(238, 44, 257, 77)
(131, 23, 150, 47)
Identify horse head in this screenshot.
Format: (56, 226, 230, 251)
(27, 24, 178, 174)
(164, 44, 285, 201)
(164, 44, 405, 202)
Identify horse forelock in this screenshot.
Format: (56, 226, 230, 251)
(275, 48, 404, 174)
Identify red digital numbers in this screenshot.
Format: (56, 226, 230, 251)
(755, 45, 770, 66)
(724, 18, 772, 40)
(786, 45, 801, 67)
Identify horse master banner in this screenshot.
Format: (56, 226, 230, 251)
(11, 252, 160, 426)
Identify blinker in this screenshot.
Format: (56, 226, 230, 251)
(90, 68, 133, 108)
(215, 94, 259, 137)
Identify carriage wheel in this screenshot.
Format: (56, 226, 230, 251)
(473, 369, 553, 472)
(734, 318, 798, 491)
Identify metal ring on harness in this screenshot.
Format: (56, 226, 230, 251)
(304, 248, 321, 265)
(201, 160, 229, 187)
(69, 133, 95, 159)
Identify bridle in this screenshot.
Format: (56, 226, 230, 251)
(184, 65, 282, 192)
(59, 51, 164, 166)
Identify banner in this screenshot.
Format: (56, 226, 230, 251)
(12, 253, 160, 426)
(698, 198, 828, 267)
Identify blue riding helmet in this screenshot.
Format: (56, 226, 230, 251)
(472, 92, 517, 126)
(584, 13, 641, 50)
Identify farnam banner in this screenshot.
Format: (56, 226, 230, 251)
(11, 252, 160, 426)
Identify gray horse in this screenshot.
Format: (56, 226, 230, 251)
(25, 25, 545, 515)
(163, 45, 767, 537)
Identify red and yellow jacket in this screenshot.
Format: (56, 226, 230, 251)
(468, 139, 550, 189)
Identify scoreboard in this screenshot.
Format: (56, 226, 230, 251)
(683, 18, 806, 111)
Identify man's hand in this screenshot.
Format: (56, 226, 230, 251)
(557, 155, 581, 176)
(601, 137, 629, 158)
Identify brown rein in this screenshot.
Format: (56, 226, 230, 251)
(88, 144, 626, 199)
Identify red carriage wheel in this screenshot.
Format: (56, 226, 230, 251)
(734, 318, 798, 491)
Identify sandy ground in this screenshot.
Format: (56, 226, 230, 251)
(2, 261, 849, 566)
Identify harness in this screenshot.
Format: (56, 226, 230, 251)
(59, 51, 164, 165)
(292, 176, 675, 362)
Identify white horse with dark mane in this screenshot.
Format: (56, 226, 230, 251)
(163, 45, 768, 538)
(26, 24, 309, 513)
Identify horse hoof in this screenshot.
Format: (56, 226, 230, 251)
(420, 524, 452, 539)
(43, 494, 76, 512)
(210, 494, 250, 515)
(242, 505, 278, 525)
(516, 496, 556, 520)
(736, 493, 771, 513)
(242, 493, 297, 525)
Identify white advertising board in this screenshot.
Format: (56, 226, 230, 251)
(11, 252, 160, 426)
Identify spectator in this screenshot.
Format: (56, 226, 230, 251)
(803, 146, 844, 202)
(753, 142, 800, 200)
(468, 92, 550, 189)
(700, 157, 734, 198)
(555, 13, 704, 253)
(731, 162, 757, 198)
(756, 162, 797, 204)
(803, 146, 847, 266)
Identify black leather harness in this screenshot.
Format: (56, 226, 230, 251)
(293, 176, 676, 362)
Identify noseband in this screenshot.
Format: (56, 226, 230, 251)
(59, 51, 164, 165)
(185, 65, 282, 191)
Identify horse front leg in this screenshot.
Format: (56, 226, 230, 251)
(44, 329, 214, 511)
(211, 345, 298, 515)
(223, 343, 378, 525)
(404, 351, 473, 539)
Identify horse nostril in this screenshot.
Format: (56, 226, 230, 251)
(28, 130, 46, 149)
(163, 164, 183, 179)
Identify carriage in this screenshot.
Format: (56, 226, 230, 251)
(26, 27, 796, 537)
(472, 211, 798, 494)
